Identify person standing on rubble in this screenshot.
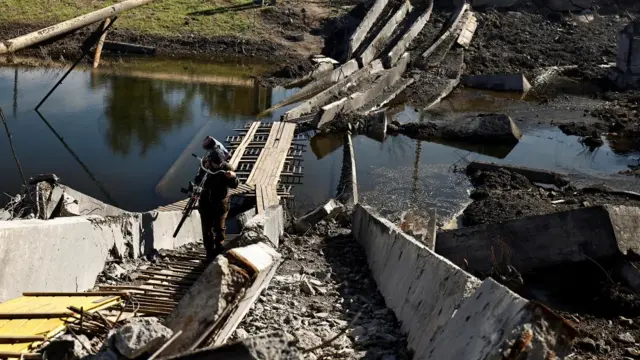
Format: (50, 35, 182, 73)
(192, 136, 238, 261)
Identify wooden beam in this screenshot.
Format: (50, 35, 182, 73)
(92, 17, 111, 68)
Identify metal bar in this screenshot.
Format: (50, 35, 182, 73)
(0, 336, 46, 343)
(0, 312, 73, 319)
(23, 291, 128, 297)
(148, 331, 183, 360)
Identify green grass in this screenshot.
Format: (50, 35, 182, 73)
(0, 0, 261, 37)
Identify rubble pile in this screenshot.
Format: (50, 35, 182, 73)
(234, 221, 410, 359)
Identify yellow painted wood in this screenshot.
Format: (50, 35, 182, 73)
(0, 295, 120, 354)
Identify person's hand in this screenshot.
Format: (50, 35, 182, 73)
(225, 170, 236, 179)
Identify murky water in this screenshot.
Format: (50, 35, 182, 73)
(0, 61, 638, 217)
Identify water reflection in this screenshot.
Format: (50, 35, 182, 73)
(0, 62, 281, 211)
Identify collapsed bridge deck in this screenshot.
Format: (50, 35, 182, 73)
(157, 121, 305, 214)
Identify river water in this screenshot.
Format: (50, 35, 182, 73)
(0, 59, 638, 219)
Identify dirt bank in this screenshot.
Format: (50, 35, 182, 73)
(461, 166, 640, 226)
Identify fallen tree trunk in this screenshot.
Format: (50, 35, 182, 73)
(0, 0, 153, 54)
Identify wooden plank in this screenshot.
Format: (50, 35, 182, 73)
(229, 122, 260, 169)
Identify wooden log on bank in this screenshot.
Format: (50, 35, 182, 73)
(93, 18, 111, 68)
(0, 0, 153, 54)
(102, 41, 157, 55)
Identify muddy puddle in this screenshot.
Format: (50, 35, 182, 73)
(0, 61, 638, 217)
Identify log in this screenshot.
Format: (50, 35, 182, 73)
(0, 0, 153, 54)
(93, 18, 111, 68)
(102, 41, 156, 55)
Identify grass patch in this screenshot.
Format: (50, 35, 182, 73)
(0, 0, 262, 37)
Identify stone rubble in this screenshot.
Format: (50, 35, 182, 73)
(114, 317, 174, 359)
(233, 219, 409, 359)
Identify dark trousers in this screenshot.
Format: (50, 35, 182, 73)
(198, 197, 230, 260)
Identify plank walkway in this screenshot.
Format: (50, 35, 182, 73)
(157, 121, 304, 214)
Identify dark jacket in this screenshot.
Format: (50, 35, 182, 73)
(194, 159, 239, 204)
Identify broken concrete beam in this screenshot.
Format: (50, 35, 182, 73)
(315, 53, 410, 129)
(456, 12, 477, 48)
(242, 205, 284, 247)
(163, 331, 298, 360)
(424, 278, 578, 359)
(269, 60, 360, 114)
(114, 317, 173, 358)
(44, 185, 64, 219)
(359, 0, 412, 66)
(360, 77, 415, 115)
(102, 41, 156, 55)
(421, 3, 469, 60)
(346, 0, 389, 61)
(0, 215, 140, 302)
(164, 256, 249, 355)
(337, 132, 358, 206)
(210, 243, 283, 346)
(294, 199, 344, 234)
(436, 205, 640, 276)
(466, 161, 570, 187)
(310, 132, 345, 160)
(141, 211, 202, 255)
(352, 204, 480, 358)
(283, 60, 384, 121)
(462, 74, 533, 92)
(284, 62, 334, 89)
(384, 2, 433, 68)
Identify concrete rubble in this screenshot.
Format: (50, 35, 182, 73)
(294, 199, 344, 234)
(114, 318, 173, 358)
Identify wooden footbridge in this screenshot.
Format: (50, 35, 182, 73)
(157, 121, 306, 214)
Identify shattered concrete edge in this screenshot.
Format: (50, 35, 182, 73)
(425, 278, 578, 359)
(466, 161, 570, 187)
(352, 204, 481, 358)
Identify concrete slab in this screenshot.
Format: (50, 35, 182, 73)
(140, 210, 202, 256)
(60, 184, 129, 217)
(384, 3, 433, 68)
(462, 74, 533, 92)
(284, 62, 334, 89)
(295, 200, 344, 234)
(164, 256, 249, 354)
(436, 205, 640, 276)
(0, 215, 140, 302)
(347, 0, 389, 61)
(437, 113, 523, 144)
(352, 204, 480, 357)
(358, 0, 412, 66)
(425, 278, 578, 359)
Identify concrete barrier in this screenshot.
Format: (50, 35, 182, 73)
(384, 2, 433, 68)
(425, 278, 578, 359)
(140, 210, 202, 255)
(462, 74, 533, 92)
(456, 12, 477, 48)
(284, 62, 334, 89)
(358, 0, 412, 66)
(0, 209, 204, 302)
(0, 215, 139, 302)
(352, 204, 481, 358)
(283, 60, 384, 121)
(347, 0, 389, 61)
(436, 205, 640, 276)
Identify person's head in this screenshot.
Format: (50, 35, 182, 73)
(207, 147, 226, 169)
(202, 136, 217, 151)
